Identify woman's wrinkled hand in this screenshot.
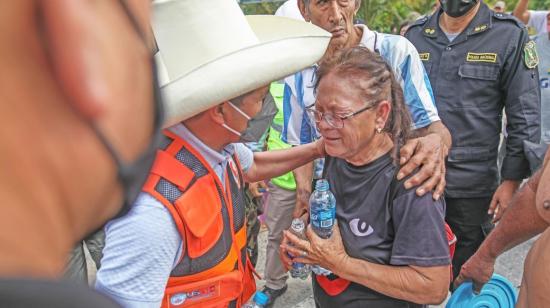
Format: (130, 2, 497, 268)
(279, 221, 348, 273)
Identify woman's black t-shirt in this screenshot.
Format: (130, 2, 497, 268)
(313, 152, 450, 308)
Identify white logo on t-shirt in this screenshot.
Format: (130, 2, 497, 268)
(349, 218, 374, 237)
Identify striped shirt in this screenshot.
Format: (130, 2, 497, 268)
(282, 24, 440, 146)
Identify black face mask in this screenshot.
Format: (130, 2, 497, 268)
(440, 0, 479, 17)
(90, 0, 164, 221)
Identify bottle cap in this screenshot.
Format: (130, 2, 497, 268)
(254, 291, 269, 305)
(291, 218, 305, 232)
(446, 274, 517, 308)
(315, 179, 329, 191)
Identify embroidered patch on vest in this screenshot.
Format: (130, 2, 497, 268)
(419, 53, 430, 61)
(170, 283, 219, 306)
(466, 52, 498, 63)
(170, 293, 187, 306)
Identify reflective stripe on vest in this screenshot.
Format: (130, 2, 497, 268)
(142, 130, 256, 308)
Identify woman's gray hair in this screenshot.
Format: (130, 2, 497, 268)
(314, 46, 412, 162)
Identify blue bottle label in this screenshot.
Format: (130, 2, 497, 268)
(320, 219, 333, 228)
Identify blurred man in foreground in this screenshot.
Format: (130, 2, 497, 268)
(0, 0, 161, 307)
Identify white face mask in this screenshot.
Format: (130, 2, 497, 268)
(222, 101, 251, 137)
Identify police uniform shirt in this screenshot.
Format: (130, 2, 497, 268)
(405, 3, 541, 198)
(314, 153, 450, 307)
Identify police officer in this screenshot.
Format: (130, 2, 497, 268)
(406, 0, 541, 283)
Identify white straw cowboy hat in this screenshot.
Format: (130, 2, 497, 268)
(152, 0, 331, 127)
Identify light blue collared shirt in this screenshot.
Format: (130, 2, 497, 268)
(282, 24, 440, 146)
(95, 124, 253, 308)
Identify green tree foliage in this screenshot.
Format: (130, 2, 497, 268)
(357, 0, 433, 32)
(240, 0, 550, 33)
(528, 0, 550, 10)
(239, 1, 282, 15)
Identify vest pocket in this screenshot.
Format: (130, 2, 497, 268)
(176, 174, 224, 258)
(242, 256, 258, 304)
(163, 270, 243, 308)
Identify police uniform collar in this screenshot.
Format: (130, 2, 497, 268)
(422, 2, 492, 39)
(464, 2, 492, 37)
(421, 11, 439, 38)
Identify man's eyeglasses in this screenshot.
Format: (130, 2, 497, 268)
(306, 103, 377, 129)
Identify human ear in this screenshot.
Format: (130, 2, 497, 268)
(375, 100, 391, 127)
(208, 103, 227, 125)
(298, 0, 311, 22)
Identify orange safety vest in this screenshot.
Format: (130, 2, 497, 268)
(142, 130, 256, 308)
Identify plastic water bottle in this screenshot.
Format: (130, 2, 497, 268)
(309, 179, 336, 238)
(309, 179, 335, 276)
(242, 291, 269, 308)
(289, 218, 310, 280)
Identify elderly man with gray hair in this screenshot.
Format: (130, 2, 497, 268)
(494, 1, 506, 13)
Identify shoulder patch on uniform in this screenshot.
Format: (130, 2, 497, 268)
(419, 53, 430, 61)
(524, 40, 539, 69)
(493, 12, 524, 28)
(466, 52, 497, 63)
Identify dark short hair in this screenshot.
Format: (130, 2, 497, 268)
(229, 92, 248, 106)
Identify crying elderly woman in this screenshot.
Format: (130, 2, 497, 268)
(282, 47, 452, 307)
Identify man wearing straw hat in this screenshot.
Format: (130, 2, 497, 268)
(95, 0, 331, 307)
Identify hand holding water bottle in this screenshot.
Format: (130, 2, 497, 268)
(281, 220, 348, 275)
(280, 179, 349, 274)
(308, 179, 335, 275)
(288, 218, 311, 279)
